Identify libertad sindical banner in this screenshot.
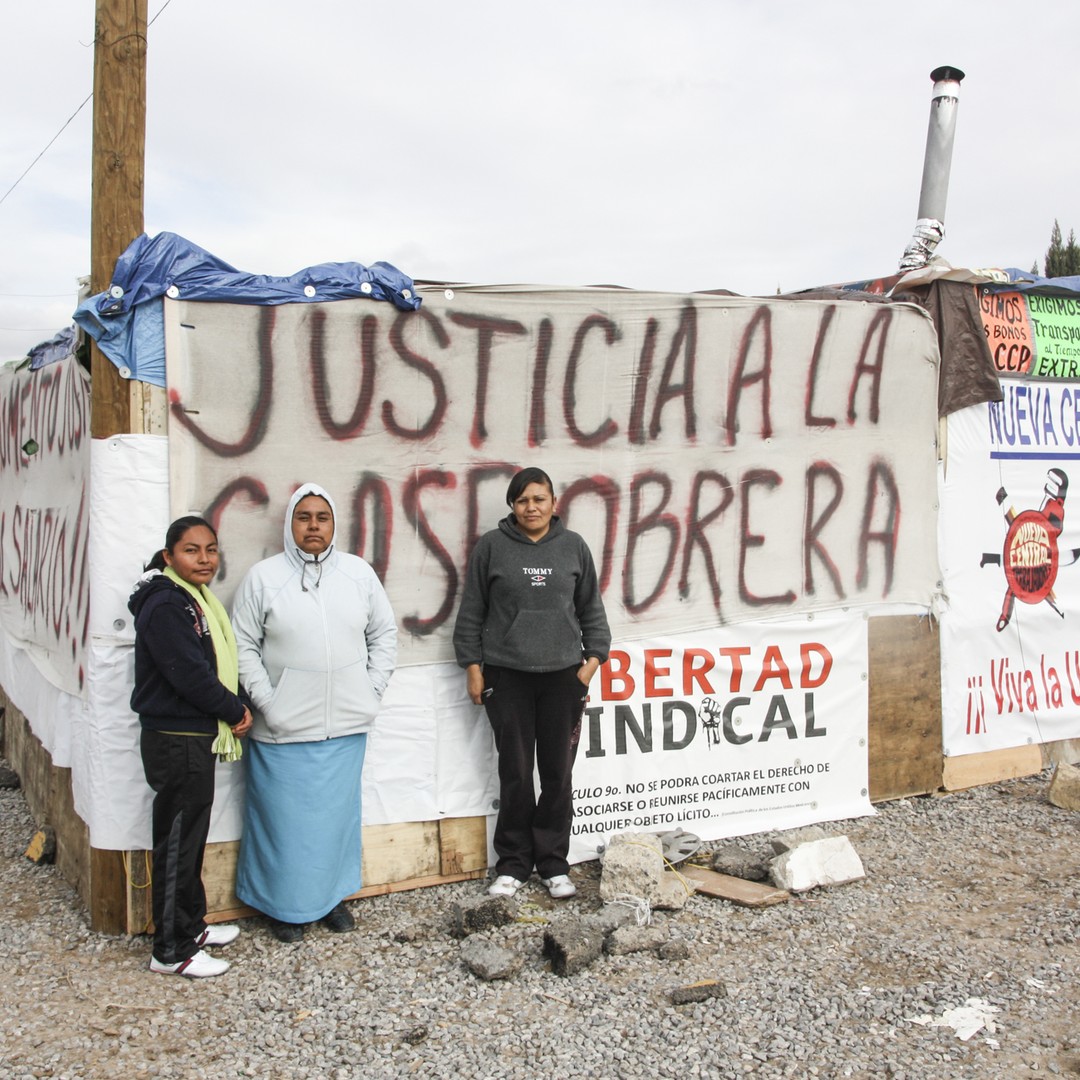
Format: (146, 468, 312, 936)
(940, 379, 1080, 755)
(164, 286, 942, 665)
(568, 617, 871, 862)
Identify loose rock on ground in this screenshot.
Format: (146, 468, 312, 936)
(1, 757, 1079, 1078)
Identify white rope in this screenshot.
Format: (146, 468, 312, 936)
(606, 893, 652, 926)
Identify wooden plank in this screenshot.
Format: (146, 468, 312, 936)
(354, 869, 485, 899)
(867, 615, 943, 801)
(123, 849, 153, 935)
(438, 816, 488, 876)
(199, 821, 484, 923)
(1, 694, 109, 927)
(206, 868, 488, 924)
(942, 744, 1043, 791)
(2, 690, 487, 932)
(89, 848, 129, 934)
(201, 819, 453, 920)
(1, 696, 53, 833)
(131, 379, 168, 436)
(681, 864, 789, 907)
(362, 821, 440, 885)
(202, 839, 242, 914)
(135, 840, 239, 931)
(46, 760, 94, 919)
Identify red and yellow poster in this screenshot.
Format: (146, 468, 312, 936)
(979, 290, 1034, 375)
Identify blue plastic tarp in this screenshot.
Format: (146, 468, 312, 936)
(76, 298, 166, 385)
(1002, 268, 1080, 294)
(27, 325, 78, 371)
(73, 231, 421, 387)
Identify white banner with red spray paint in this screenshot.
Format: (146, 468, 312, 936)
(569, 616, 871, 862)
(164, 285, 942, 665)
(0, 356, 90, 697)
(940, 380, 1080, 755)
(0, 284, 945, 852)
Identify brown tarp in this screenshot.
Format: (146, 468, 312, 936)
(895, 279, 1003, 416)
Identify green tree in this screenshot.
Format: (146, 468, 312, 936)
(1065, 230, 1080, 277)
(1043, 219, 1080, 277)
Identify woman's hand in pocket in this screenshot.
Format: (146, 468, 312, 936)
(577, 656, 600, 687)
(466, 664, 486, 705)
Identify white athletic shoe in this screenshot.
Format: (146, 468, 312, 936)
(541, 874, 577, 899)
(487, 875, 525, 897)
(149, 949, 230, 978)
(197, 924, 240, 948)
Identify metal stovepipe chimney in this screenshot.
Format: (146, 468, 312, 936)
(899, 65, 965, 272)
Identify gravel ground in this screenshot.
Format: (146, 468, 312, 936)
(2, 758, 1079, 1079)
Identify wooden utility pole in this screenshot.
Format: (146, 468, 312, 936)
(86, 0, 148, 934)
(89, 0, 147, 438)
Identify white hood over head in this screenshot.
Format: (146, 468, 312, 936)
(284, 482, 338, 581)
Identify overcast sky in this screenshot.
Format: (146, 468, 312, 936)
(2, 1, 1078, 362)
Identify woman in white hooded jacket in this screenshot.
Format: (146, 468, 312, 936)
(231, 482, 397, 941)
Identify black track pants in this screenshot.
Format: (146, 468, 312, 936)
(140, 729, 215, 964)
(482, 665, 587, 881)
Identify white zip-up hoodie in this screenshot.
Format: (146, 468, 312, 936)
(232, 483, 398, 744)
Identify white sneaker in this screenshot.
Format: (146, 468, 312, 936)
(197, 924, 240, 948)
(541, 874, 577, 899)
(149, 949, 230, 978)
(487, 875, 524, 897)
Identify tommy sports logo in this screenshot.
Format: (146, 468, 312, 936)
(523, 566, 553, 587)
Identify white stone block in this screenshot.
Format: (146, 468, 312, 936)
(1048, 761, 1080, 812)
(770, 835, 865, 893)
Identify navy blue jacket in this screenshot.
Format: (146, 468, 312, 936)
(129, 573, 248, 734)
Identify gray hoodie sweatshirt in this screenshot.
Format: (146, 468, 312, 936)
(453, 514, 611, 673)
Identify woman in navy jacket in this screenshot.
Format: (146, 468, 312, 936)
(129, 516, 252, 978)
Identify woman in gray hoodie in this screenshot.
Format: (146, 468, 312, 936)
(453, 467, 610, 900)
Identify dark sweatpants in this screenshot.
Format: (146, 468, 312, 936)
(140, 729, 215, 964)
(482, 664, 587, 881)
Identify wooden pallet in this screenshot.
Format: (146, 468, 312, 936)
(681, 864, 790, 907)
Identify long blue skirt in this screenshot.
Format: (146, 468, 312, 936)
(236, 734, 366, 923)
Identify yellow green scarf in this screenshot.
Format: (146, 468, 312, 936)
(163, 567, 243, 762)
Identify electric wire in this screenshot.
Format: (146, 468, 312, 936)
(0, 326, 74, 333)
(0, 0, 172, 209)
(0, 94, 93, 209)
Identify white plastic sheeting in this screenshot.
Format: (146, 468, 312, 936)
(2, 425, 884, 854)
(1, 434, 498, 850)
(165, 289, 944, 663)
(0, 355, 90, 697)
(7, 272, 950, 854)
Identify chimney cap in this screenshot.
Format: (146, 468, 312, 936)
(930, 66, 965, 83)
